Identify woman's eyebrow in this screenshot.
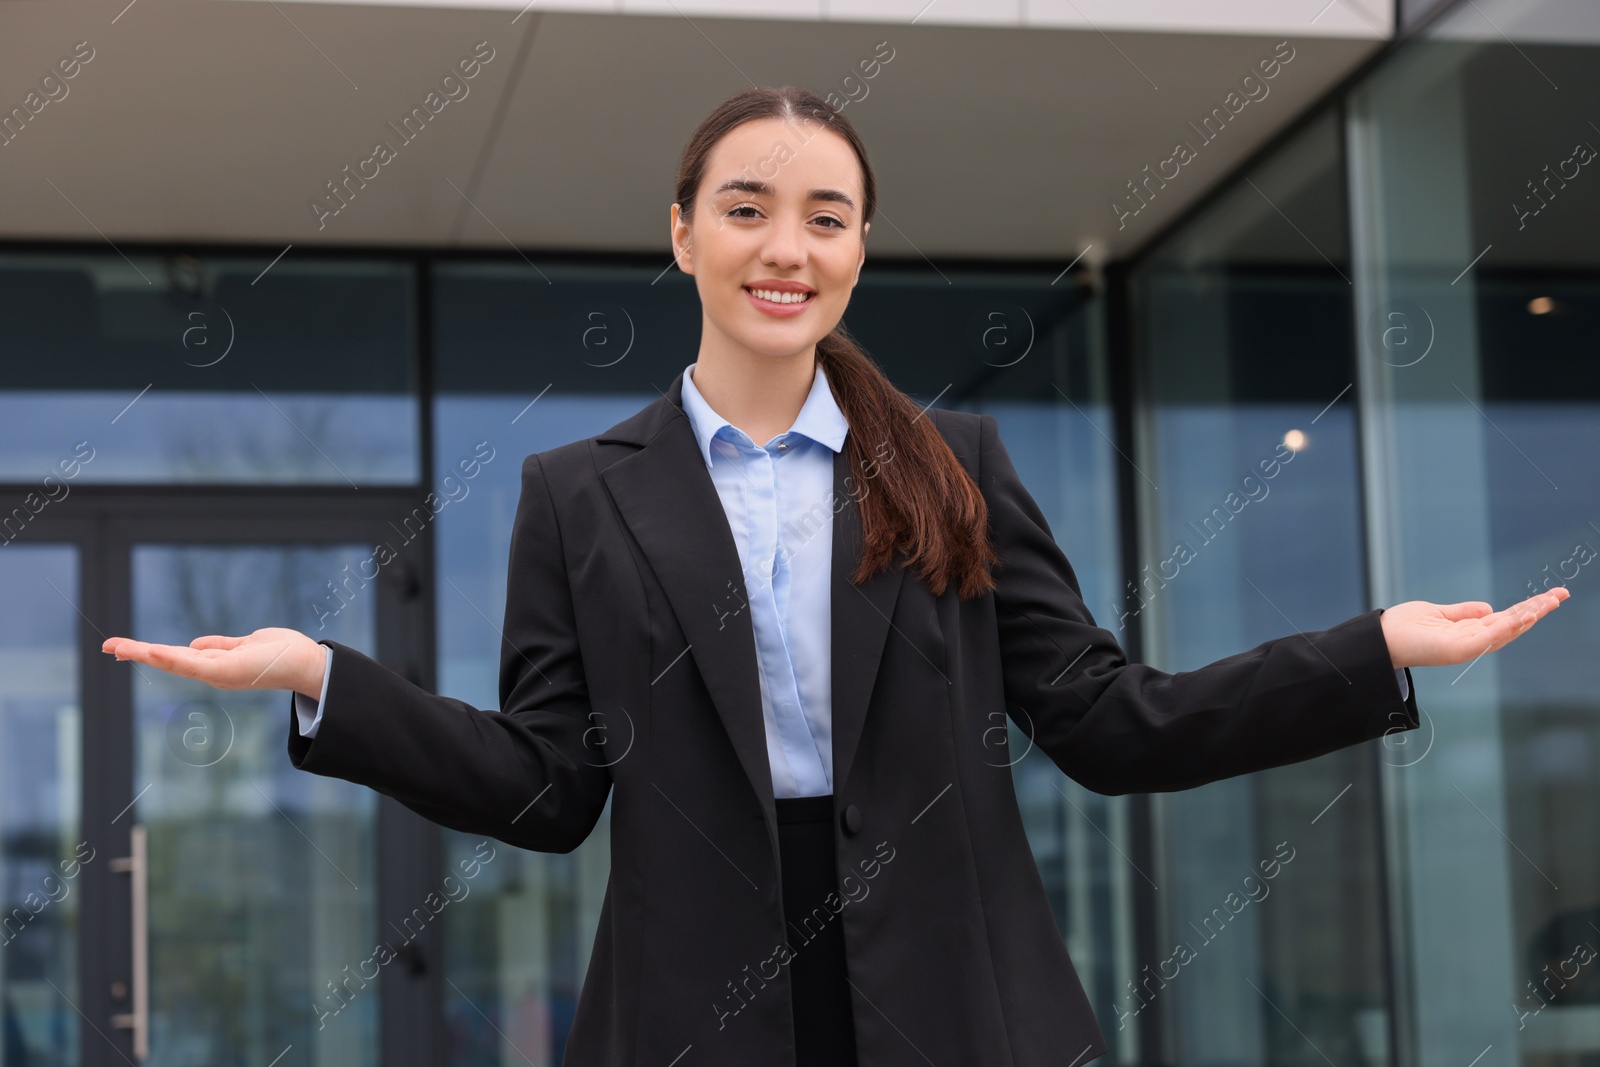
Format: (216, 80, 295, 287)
(711, 178, 856, 211)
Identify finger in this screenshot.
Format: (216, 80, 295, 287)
(1480, 599, 1552, 653)
(1434, 601, 1495, 621)
(1480, 592, 1557, 631)
(1508, 591, 1565, 624)
(103, 637, 150, 659)
(105, 639, 165, 666)
(190, 634, 248, 650)
(108, 640, 217, 681)
(1453, 590, 1565, 660)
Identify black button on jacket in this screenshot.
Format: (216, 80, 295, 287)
(288, 368, 1422, 1066)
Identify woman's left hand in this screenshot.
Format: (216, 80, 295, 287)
(1380, 588, 1570, 669)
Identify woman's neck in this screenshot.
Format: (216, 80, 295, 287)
(690, 343, 818, 446)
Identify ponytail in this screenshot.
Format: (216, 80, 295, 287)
(817, 323, 998, 599)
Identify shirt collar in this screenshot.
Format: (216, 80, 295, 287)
(679, 359, 850, 469)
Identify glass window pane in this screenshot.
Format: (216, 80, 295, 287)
(0, 255, 417, 485)
(0, 546, 82, 1067)
(1347, 2, 1600, 1064)
(1130, 106, 1394, 1065)
(131, 544, 380, 1067)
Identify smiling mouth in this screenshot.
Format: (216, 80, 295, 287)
(743, 286, 815, 305)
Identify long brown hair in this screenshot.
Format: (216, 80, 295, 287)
(674, 85, 998, 600)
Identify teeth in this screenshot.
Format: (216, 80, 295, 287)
(747, 288, 812, 304)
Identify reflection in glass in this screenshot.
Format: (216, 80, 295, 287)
(0, 547, 82, 1067)
(131, 545, 378, 1067)
(1131, 106, 1393, 1064)
(1348, 2, 1600, 1063)
(0, 256, 417, 486)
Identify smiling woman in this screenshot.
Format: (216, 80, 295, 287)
(97, 81, 1568, 1067)
(668, 87, 1000, 597)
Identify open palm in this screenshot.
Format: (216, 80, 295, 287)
(1379, 588, 1570, 670)
(101, 628, 325, 699)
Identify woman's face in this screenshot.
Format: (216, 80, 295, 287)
(672, 116, 869, 361)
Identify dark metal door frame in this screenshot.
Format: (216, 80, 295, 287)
(24, 486, 445, 1067)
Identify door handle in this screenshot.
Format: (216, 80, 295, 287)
(109, 824, 150, 1060)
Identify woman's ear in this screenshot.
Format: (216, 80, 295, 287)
(671, 203, 694, 275)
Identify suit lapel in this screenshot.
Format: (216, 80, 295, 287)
(597, 369, 905, 827)
(827, 430, 906, 798)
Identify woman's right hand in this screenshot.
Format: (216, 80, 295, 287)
(101, 628, 327, 700)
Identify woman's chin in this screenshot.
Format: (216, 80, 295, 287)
(721, 322, 831, 359)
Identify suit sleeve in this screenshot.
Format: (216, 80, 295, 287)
(285, 452, 612, 852)
(976, 413, 1419, 795)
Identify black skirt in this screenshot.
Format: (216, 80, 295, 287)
(775, 793, 859, 1067)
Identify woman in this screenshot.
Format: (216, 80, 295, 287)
(102, 85, 1568, 1067)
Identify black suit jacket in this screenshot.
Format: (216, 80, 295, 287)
(288, 369, 1420, 1066)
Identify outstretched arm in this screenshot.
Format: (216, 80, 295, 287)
(102, 452, 612, 853)
(975, 413, 1567, 795)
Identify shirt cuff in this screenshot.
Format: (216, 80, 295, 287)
(1394, 667, 1410, 702)
(292, 645, 334, 738)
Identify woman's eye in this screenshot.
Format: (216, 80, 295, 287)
(722, 205, 846, 229)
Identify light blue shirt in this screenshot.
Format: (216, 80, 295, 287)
(294, 647, 333, 737)
(680, 359, 849, 799)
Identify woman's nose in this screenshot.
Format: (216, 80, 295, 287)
(760, 218, 806, 268)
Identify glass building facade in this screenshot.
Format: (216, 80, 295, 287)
(1, 0, 1596, 1063)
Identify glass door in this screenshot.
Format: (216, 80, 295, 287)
(21, 490, 448, 1067)
(125, 541, 381, 1067)
(0, 544, 85, 1067)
